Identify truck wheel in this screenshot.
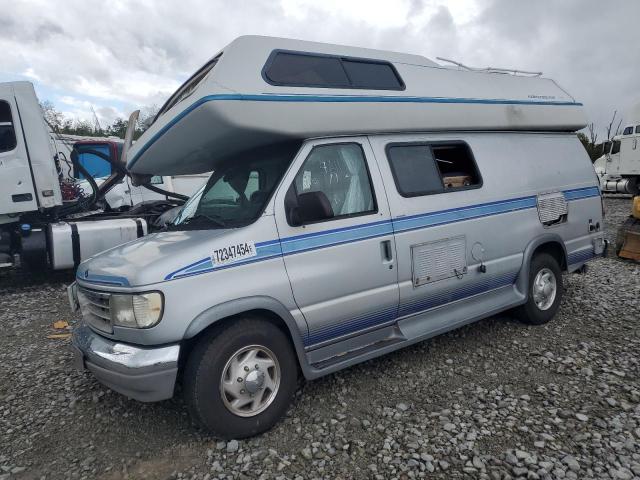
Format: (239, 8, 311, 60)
(183, 318, 298, 439)
(515, 253, 563, 325)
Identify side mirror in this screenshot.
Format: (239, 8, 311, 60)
(288, 206, 303, 226)
(287, 191, 334, 226)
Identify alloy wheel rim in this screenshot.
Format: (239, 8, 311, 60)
(532, 267, 557, 311)
(220, 345, 280, 417)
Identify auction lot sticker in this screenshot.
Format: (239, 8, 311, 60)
(212, 241, 257, 266)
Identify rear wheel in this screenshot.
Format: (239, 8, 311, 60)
(183, 318, 298, 439)
(515, 253, 563, 325)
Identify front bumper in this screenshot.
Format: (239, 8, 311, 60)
(72, 323, 180, 402)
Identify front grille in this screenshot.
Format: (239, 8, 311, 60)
(78, 288, 112, 333)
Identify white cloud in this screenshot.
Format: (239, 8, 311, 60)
(1, 0, 638, 135)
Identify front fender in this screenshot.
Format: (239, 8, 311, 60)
(183, 296, 313, 378)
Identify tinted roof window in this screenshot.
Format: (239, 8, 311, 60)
(342, 59, 403, 90)
(264, 51, 404, 90)
(265, 53, 349, 87)
(0, 101, 17, 153)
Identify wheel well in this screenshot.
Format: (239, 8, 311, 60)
(532, 241, 567, 271)
(178, 309, 298, 376)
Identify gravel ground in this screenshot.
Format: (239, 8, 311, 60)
(1, 196, 639, 480)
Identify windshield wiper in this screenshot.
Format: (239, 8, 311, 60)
(178, 214, 228, 229)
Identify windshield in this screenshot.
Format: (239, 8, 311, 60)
(612, 140, 621, 155)
(170, 147, 296, 230)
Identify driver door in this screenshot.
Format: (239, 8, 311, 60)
(0, 90, 38, 214)
(274, 137, 399, 349)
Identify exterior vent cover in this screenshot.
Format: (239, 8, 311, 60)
(537, 192, 568, 226)
(411, 236, 467, 287)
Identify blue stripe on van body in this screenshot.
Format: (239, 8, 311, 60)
(305, 270, 518, 347)
(127, 92, 583, 170)
(392, 195, 538, 233)
(162, 187, 600, 281)
(567, 248, 595, 265)
(563, 186, 600, 200)
(164, 240, 283, 280)
(397, 271, 517, 318)
(306, 304, 399, 346)
(280, 220, 394, 255)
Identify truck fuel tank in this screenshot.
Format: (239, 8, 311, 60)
(48, 218, 147, 270)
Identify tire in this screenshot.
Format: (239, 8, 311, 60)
(183, 318, 298, 439)
(515, 253, 563, 325)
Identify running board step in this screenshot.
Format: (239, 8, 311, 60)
(310, 335, 405, 370)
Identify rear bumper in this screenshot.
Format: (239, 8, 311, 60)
(72, 323, 180, 402)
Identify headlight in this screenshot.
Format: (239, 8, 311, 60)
(110, 292, 163, 328)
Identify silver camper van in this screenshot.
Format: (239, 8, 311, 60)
(69, 36, 606, 438)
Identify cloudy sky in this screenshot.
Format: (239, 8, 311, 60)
(2, 0, 639, 137)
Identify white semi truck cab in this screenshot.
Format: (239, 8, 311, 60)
(594, 123, 640, 194)
(0, 81, 194, 270)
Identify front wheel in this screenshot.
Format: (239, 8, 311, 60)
(183, 318, 298, 439)
(515, 253, 563, 325)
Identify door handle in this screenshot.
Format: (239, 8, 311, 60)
(381, 240, 393, 262)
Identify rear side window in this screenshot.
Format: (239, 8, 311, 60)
(0, 101, 17, 153)
(623, 126, 633, 135)
(386, 142, 481, 197)
(636, 125, 640, 134)
(263, 50, 404, 90)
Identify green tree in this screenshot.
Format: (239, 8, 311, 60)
(106, 118, 128, 138)
(577, 132, 603, 162)
(40, 100, 158, 140)
(40, 100, 64, 130)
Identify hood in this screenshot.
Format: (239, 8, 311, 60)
(76, 229, 230, 288)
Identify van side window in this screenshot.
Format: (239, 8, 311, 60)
(386, 142, 481, 197)
(387, 145, 442, 196)
(636, 125, 640, 134)
(264, 51, 404, 90)
(623, 126, 633, 135)
(432, 144, 481, 189)
(0, 101, 17, 153)
(290, 143, 376, 222)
